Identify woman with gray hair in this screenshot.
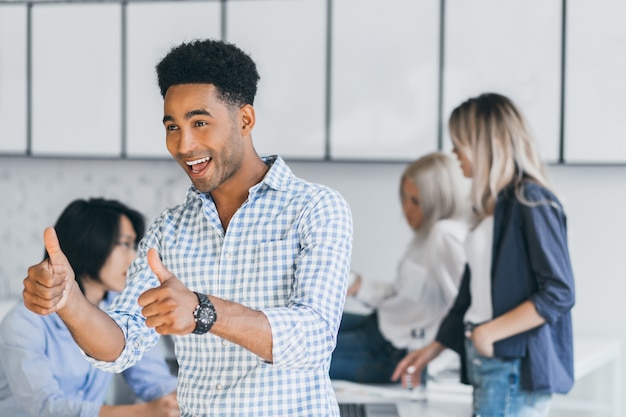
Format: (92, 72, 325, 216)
(330, 152, 471, 384)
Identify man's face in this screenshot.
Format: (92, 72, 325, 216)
(162, 83, 245, 193)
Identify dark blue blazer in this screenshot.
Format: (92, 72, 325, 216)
(436, 181, 575, 394)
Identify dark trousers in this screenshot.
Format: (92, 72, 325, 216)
(329, 312, 407, 383)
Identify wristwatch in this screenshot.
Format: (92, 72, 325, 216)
(192, 292, 217, 334)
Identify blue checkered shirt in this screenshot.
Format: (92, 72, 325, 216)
(88, 156, 353, 416)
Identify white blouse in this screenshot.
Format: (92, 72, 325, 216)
(355, 219, 468, 350)
(463, 216, 494, 325)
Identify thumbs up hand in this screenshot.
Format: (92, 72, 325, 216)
(138, 248, 199, 335)
(23, 227, 77, 315)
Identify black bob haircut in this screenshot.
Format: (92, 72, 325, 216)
(45, 198, 145, 295)
(156, 38, 260, 107)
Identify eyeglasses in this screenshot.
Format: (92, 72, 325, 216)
(116, 241, 138, 251)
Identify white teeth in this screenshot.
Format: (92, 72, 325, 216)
(186, 157, 211, 166)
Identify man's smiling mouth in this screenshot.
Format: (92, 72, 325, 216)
(186, 157, 211, 174)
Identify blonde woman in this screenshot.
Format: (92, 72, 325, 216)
(392, 93, 575, 417)
(330, 152, 470, 383)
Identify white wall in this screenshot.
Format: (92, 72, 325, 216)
(1, 156, 625, 408)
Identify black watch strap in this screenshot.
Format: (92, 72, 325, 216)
(192, 292, 217, 335)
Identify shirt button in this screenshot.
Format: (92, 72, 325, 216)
(224, 252, 232, 259)
(216, 383, 224, 390)
(222, 340, 228, 346)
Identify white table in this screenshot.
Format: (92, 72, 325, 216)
(333, 337, 623, 417)
(333, 379, 472, 417)
(551, 338, 622, 417)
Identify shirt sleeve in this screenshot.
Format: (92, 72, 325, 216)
(262, 188, 353, 369)
(0, 305, 102, 417)
(521, 189, 576, 324)
(120, 338, 177, 401)
(436, 264, 471, 355)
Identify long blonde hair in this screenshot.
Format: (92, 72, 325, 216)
(448, 93, 553, 220)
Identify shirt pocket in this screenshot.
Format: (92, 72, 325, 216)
(241, 239, 296, 309)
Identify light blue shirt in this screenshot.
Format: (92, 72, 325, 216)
(0, 293, 177, 417)
(89, 156, 354, 416)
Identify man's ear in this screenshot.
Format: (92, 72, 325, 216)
(239, 104, 255, 135)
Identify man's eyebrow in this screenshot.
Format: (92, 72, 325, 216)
(162, 109, 212, 124)
(186, 109, 211, 119)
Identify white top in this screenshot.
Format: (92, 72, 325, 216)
(355, 219, 468, 350)
(464, 216, 494, 324)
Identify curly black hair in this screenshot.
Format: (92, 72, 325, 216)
(156, 38, 260, 107)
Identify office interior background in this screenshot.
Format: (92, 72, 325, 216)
(1, 0, 625, 414)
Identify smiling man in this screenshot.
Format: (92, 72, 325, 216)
(22, 39, 353, 417)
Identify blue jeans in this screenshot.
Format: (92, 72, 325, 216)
(465, 337, 551, 417)
(329, 313, 407, 383)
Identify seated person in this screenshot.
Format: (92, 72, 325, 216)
(330, 152, 470, 383)
(0, 198, 179, 417)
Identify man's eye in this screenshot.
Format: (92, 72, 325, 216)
(166, 125, 178, 131)
(196, 121, 207, 127)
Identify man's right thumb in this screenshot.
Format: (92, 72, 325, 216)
(43, 227, 68, 264)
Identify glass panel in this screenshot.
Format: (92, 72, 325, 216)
(331, 0, 440, 161)
(443, 0, 561, 162)
(0, 5, 28, 154)
(227, 0, 327, 160)
(31, 3, 122, 156)
(565, 0, 626, 163)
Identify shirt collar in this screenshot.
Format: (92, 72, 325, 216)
(256, 155, 292, 192)
(183, 155, 293, 206)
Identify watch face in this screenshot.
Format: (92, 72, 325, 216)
(197, 306, 215, 325)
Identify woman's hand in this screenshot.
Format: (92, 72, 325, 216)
(466, 323, 494, 357)
(390, 341, 445, 388)
(465, 301, 546, 358)
(346, 272, 362, 297)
